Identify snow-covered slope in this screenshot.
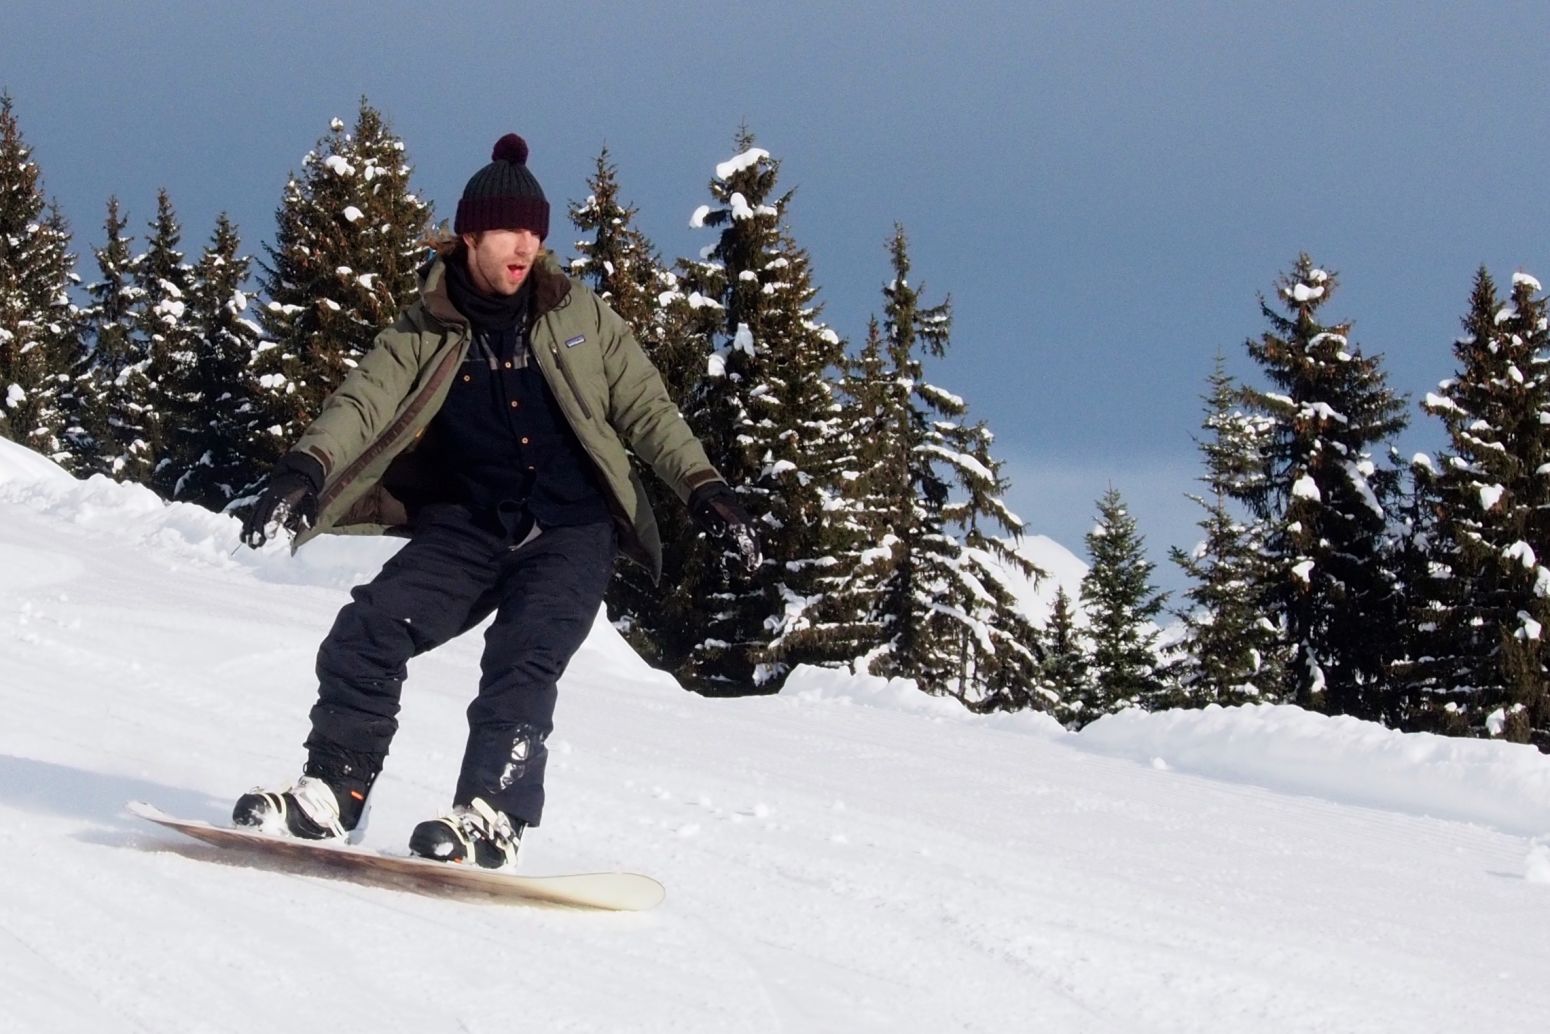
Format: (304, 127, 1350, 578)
(986, 531, 1089, 627)
(2, 438, 1548, 1033)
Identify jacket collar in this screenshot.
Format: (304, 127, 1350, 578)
(420, 251, 572, 330)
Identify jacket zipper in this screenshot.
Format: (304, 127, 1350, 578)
(548, 342, 595, 421)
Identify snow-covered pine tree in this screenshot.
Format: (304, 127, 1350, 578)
(157, 214, 264, 510)
(71, 196, 143, 475)
(670, 130, 849, 690)
(1077, 486, 1171, 720)
(123, 188, 196, 490)
(1413, 268, 1550, 749)
(1042, 586, 1091, 719)
(945, 418, 1051, 710)
(852, 235, 955, 685)
(0, 94, 82, 466)
(249, 100, 431, 483)
(1385, 448, 1446, 728)
(1170, 354, 1284, 705)
(568, 146, 693, 395)
(1238, 256, 1408, 719)
(567, 147, 699, 666)
(828, 315, 908, 668)
(836, 228, 1047, 710)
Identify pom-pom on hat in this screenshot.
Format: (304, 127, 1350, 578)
(454, 133, 549, 239)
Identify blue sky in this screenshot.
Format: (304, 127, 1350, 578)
(6, 1, 1550, 594)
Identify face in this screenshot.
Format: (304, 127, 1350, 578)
(461, 228, 543, 296)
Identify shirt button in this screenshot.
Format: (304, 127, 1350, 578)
(504, 361, 513, 369)
(462, 374, 472, 382)
(509, 400, 519, 409)
(520, 436, 530, 445)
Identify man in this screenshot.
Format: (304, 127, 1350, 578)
(235, 133, 760, 869)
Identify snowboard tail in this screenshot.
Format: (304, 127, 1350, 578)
(128, 801, 664, 911)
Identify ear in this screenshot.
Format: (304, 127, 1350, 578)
(460, 232, 480, 250)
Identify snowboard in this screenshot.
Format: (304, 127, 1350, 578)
(128, 801, 664, 911)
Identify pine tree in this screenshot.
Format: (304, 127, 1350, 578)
(159, 214, 264, 509)
(1078, 487, 1171, 720)
(567, 147, 698, 666)
(249, 100, 431, 483)
(0, 94, 82, 465)
(835, 229, 1047, 710)
(1414, 269, 1550, 748)
(1042, 587, 1091, 720)
(1386, 450, 1446, 728)
(1238, 256, 1409, 718)
(827, 232, 958, 684)
(125, 188, 195, 490)
(72, 196, 143, 475)
(1170, 355, 1283, 705)
(567, 146, 688, 386)
(942, 419, 1049, 709)
(829, 315, 910, 670)
(669, 130, 849, 689)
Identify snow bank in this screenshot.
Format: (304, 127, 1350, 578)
(783, 665, 959, 715)
(1078, 703, 1550, 838)
(782, 665, 1550, 840)
(1528, 842, 1550, 883)
(0, 438, 402, 591)
(781, 664, 1067, 737)
(0, 437, 74, 486)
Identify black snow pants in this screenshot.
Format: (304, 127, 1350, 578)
(305, 504, 617, 826)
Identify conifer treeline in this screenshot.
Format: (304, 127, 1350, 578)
(1161, 257, 1550, 752)
(2, 93, 1548, 752)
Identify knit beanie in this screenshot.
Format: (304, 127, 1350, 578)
(454, 133, 549, 239)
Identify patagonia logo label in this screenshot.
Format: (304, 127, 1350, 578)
(564, 334, 586, 348)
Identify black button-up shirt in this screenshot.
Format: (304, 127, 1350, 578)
(428, 272, 610, 540)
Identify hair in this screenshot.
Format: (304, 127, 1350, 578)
(420, 227, 466, 259)
(419, 230, 555, 270)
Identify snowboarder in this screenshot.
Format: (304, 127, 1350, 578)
(235, 133, 760, 868)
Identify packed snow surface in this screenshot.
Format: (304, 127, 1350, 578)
(1, 438, 1549, 1032)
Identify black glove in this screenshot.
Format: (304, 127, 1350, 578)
(241, 452, 324, 549)
(690, 482, 762, 576)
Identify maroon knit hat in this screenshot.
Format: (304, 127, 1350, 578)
(454, 133, 550, 239)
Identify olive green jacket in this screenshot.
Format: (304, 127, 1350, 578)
(287, 253, 722, 582)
